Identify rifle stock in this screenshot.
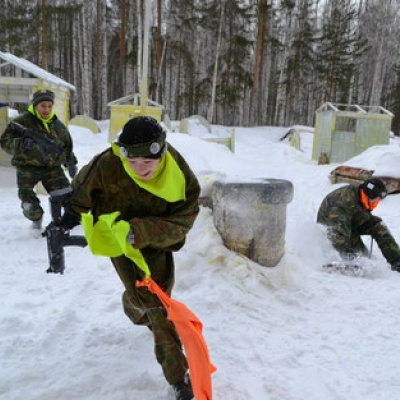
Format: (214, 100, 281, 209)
(43, 187, 87, 274)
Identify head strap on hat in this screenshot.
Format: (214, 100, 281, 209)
(116, 116, 167, 159)
(116, 130, 167, 159)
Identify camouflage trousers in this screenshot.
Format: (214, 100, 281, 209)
(327, 227, 370, 259)
(16, 165, 70, 222)
(327, 224, 400, 265)
(111, 252, 188, 385)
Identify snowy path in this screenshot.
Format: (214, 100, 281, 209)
(1, 125, 400, 399)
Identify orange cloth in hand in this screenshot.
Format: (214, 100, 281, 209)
(137, 277, 216, 400)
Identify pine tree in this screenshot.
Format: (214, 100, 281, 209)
(317, 0, 366, 104)
(0, 1, 40, 59)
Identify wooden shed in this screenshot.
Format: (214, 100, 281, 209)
(0, 51, 75, 166)
(107, 93, 164, 141)
(0, 51, 75, 124)
(312, 102, 393, 164)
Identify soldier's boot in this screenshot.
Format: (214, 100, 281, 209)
(172, 372, 194, 400)
(22, 202, 43, 232)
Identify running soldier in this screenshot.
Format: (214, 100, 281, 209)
(58, 116, 200, 400)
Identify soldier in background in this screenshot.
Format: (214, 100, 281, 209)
(58, 116, 200, 400)
(317, 178, 400, 272)
(0, 89, 78, 231)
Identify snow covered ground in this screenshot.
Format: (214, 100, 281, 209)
(2, 121, 400, 400)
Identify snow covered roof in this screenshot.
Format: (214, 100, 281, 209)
(0, 51, 75, 91)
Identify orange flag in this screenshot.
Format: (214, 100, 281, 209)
(137, 277, 216, 400)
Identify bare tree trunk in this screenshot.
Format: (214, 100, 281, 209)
(369, 0, 393, 105)
(173, 26, 184, 120)
(120, 0, 127, 90)
(137, 0, 143, 94)
(82, 2, 93, 116)
(101, 0, 108, 119)
(41, 0, 47, 69)
(156, 0, 163, 104)
(95, 0, 101, 118)
(207, 0, 225, 124)
(126, 0, 136, 94)
(71, 0, 81, 116)
(156, 39, 166, 104)
(156, 0, 162, 77)
(140, 0, 151, 110)
(249, 0, 267, 126)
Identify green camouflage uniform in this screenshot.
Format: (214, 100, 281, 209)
(317, 184, 400, 265)
(0, 111, 77, 222)
(67, 144, 200, 385)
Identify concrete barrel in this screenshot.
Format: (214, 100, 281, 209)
(212, 178, 294, 267)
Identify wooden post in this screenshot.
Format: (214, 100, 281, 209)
(141, 0, 151, 111)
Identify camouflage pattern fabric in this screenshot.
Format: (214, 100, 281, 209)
(68, 143, 200, 385)
(317, 184, 400, 265)
(0, 110, 77, 168)
(112, 254, 188, 385)
(17, 165, 70, 221)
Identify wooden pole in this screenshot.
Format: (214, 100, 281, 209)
(141, 0, 151, 111)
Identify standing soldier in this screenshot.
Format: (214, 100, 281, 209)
(58, 116, 200, 400)
(0, 89, 78, 231)
(317, 178, 400, 272)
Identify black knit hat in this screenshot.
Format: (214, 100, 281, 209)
(360, 178, 387, 200)
(32, 89, 55, 106)
(116, 116, 166, 159)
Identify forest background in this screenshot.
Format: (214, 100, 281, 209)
(1, 0, 400, 133)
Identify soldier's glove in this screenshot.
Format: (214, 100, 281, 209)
(23, 137, 35, 150)
(391, 261, 400, 272)
(68, 162, 78, 178)
(60, 210, 81, 230)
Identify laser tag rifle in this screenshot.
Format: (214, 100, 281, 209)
(10, 120, 66, 163)
(43, 187, 87, 274)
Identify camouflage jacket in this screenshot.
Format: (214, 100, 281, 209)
(0, 111, 77, 168)
(317, 184, 382, 237)
(68, 143, 200, 253)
